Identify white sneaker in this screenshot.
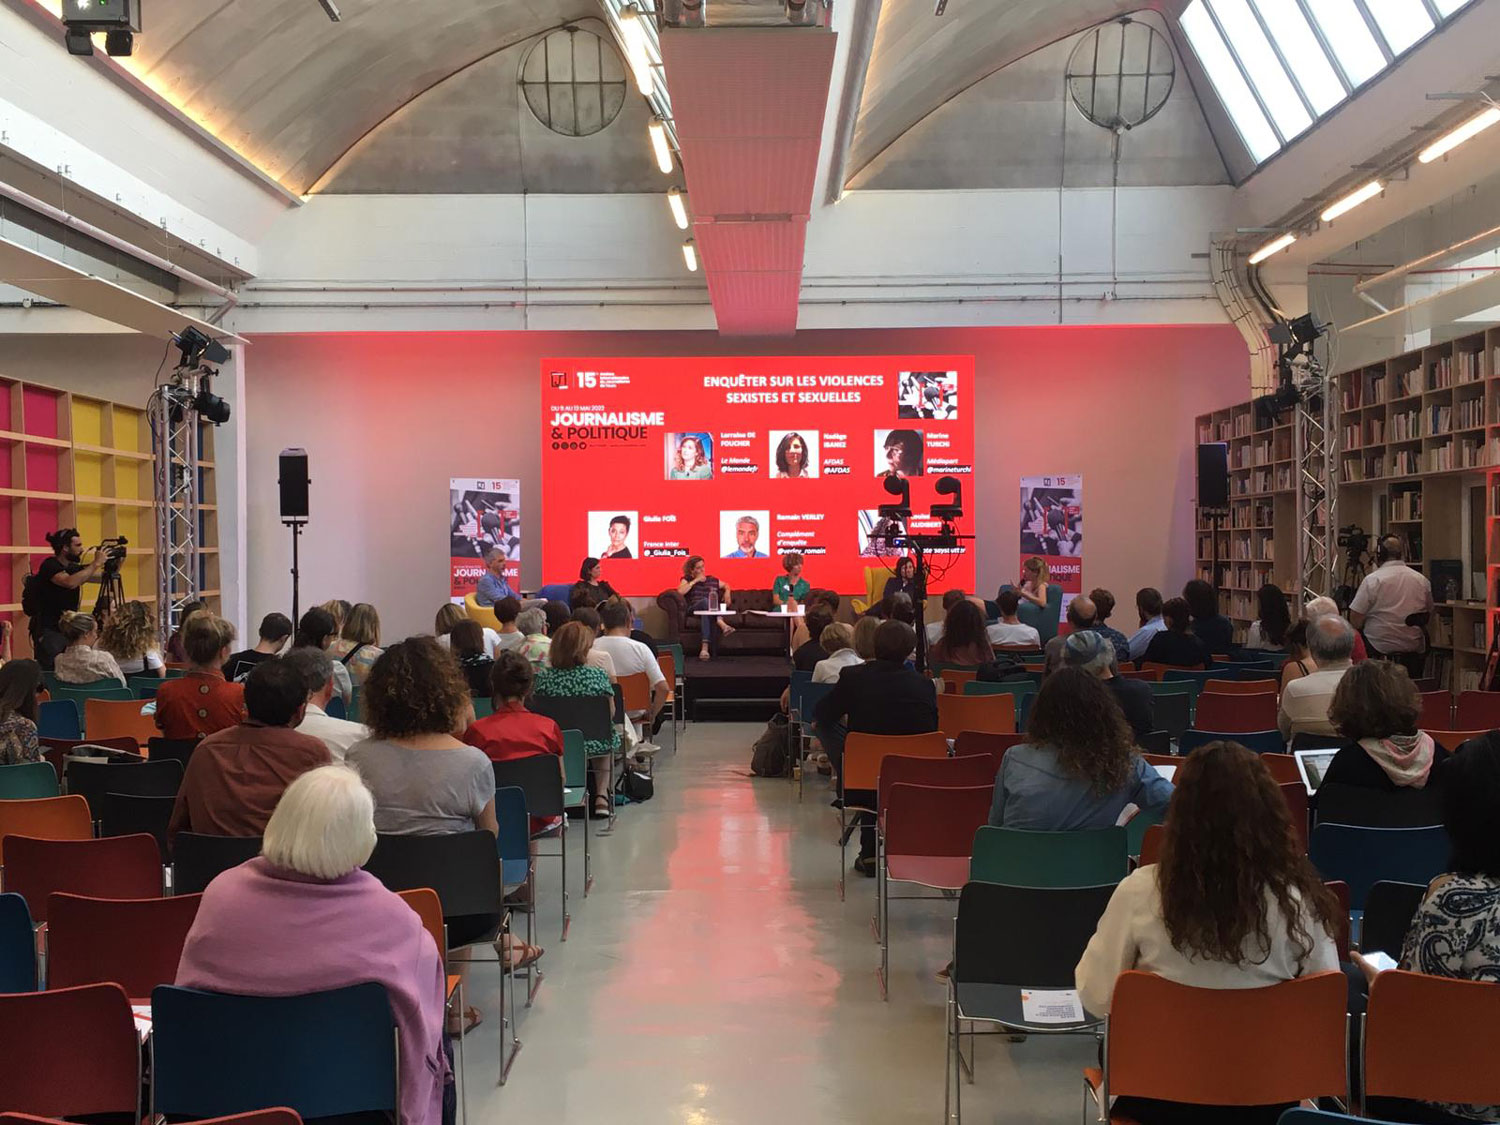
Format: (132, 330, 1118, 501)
(634, 742, 662, 755)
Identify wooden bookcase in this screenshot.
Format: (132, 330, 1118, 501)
(0, 375, 220, 658)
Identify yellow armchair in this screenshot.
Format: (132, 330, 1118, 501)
(464, 592, 501, 632)
(850, 566, 888, 616)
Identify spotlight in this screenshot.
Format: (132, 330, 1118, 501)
(193, 387, 231, 426)
(61, 0, 138, 56)
(104, 29, 133, 56)
(667, 187, 689, 230)
(661, 0, 706, 28)
(879, 474, 911, 521)
(64, 28, 93, 55)
(931, 475, 963, 522)
(682, 238, 698, 272)
(172, 326, 230, 368)
(648, 117, 673, 174)
(1287, 313, 1327, 347)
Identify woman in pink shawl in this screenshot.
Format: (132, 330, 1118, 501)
(176, 764, 449, 1125)
(1324, 660, 1450, 792)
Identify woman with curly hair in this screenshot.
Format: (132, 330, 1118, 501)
(100, 599, 165, 677)
(1324, 659, 1447, 792)
(670, 434, 712, 480)
(929, 598, 990, 667)
(1077, 740, 1339, 1123)
(988, 667, 1171, 829)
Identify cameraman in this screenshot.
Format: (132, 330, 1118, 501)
(1349, 535, 1433, 678)
(30, 528, 106, 669)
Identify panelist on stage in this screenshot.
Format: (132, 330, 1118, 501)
(570, 558, 619, 609)
(882, 558, 917, 603)
(679, 555, 734, 661)
(474, 546, 517, 608)
(772, 553, 809, 608)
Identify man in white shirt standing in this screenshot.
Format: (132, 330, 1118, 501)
(986, 589, 1041, 648)
(1278, 615, 1355, 740)
(1349, 536, 1434, 678)
(594, 599, 667, 750)
(283, 647, 369, 760)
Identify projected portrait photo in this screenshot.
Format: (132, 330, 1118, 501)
(875, 428, 925, 478)
(770, 430, 819, 479)
(858, 509, 906, 557)
(588, 511, 639, 560)
(665, 432, 714, 480)
(720, 511, 770, 559)
(898, 370, 959, 420)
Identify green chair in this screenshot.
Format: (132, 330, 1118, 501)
(561, 729, 593, 894)
(970, 825, 1129, 888)
(1124, 803, 1167, 856)
(51, 684, 135, 712)
(963, 681, 1032, 700)
(472, 697, 496, 720)
(129, 676, 164, 699)
(0, 761, 60, 799)
(347, 688, 362, 723)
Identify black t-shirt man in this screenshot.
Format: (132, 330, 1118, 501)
(33, 556, 82, 631)
(222, 649, 275, 683)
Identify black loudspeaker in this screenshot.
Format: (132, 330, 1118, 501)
(279, 449, 309, 521)
(1196, 443, 1229, 510)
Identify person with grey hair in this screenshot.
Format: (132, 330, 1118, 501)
(1062, 630, 1153, 739)
(286, 645, 369, 759)
(725, 514, 768, 559)
(175, 765, 450, 1125)
(1349, 535, 1433, 676)
(1278, 613, 1357, 740)
(1043, 595, 1124, 675)
(475, 544, 516, 607)
(1305, 595, 1368, 663)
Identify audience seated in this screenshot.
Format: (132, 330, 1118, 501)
(929, 598, 991, 667)
(886, 592, 917, 627)
(436, 601, 500, 658)
(1283, 598, 1368, 693)
(156, 613, 246, 740)
(516, 606, 551, 668)
(165, 598, 208, 663)
(793, 605, 835, 673)
(169, 658, 331, 838)
(1277, 615, 1355, 740)
(569, 606, 618, 680)
(812, 622, 861, 683)
(292, 606, 353, 705)
(986, 588, 1041, 648)
(101, 599, 167, 678)
(1063, 631, 1153, 739)
(1323, 660, 1447, 792)
(53, 611, 126, 685)
(813, 620, 938, 876)
(852, 615, 880, 660)
(490, 597, 526, 652)
(327, 602, 384, 687)
(222, 612, 292, 683)
(1307, 594, 1367, 662)
(1076, 741, 1339, 1124)
(925, 589, 966, 644)
(1142, 597, 1211, 669)
(595, 599, 667, 747)
(1245, 583, 1292, 651)
(1088, 588, 1132, 666)
(175, 764, 449, 1125)
(533, 621, 619, 819)
(1184, 578, 1235, 655)
(1127, 586, 1166, 663)
(285, 645, 369, 759)
(988, 666, 1170, 830)
(463, 650, 565, 835)
(1044, 595, 1108, 675)
(0, 658, 42, 765)
(449, 620, 494, 697)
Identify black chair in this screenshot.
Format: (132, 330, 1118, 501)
(947, 881, 1116, 1123)
(528, 693, 616, 822)
(1361, 880, 1428, 958)
(1150, 692, 1191, 744)
(67, 759, 183, 812)
(1290, 732, 1342, 752)
(1137, 730, 1170, 756)
(1316, 782, 1444, 828)
(172, 833, 263, 895)
(98, 793, 175, 862)
(1232, 667, 1284, 682)
(493, 755, 571, 941)
(148, 737, 199, 769)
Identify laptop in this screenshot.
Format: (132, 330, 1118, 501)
(1293, 748, 1339, 797)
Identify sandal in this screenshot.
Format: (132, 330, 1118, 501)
(591, 796, 612, 819)
(698, 645, 711, 661)
(504, 942, 544, 971)
(446, 1005, 483, 1037)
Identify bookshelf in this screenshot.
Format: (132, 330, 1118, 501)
(0, 375, 220, 658)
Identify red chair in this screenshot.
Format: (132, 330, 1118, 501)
(1454, 690, 1500, 731)
(1139, 824, 1165, 865)
(1326, 880, 1351, 961)
(952, 730, 1025, 765)
(1201, 679, 1278, 696)
(1260, 753, 1300, 785)
(1419, 691, 1453, 731)
(937, 693, 1016, 738)
(876, 753, 997, 832)
(0, 983, 140, 1119)
(839, 732, 949, 900)
(879, 782, 994, 999)
(1279, 781, 1309, 852)
(1192, 692, 1277, 733)
(46, 893, 202, 999)
(1428, 728, 1488, 752)
(3, 834, 162, 924)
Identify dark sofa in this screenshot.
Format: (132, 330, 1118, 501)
(656, 588, 790, 656)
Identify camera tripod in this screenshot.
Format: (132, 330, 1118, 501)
(92, 563, 125, 621)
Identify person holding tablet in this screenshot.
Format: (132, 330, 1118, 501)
(772, 553, 810, 609)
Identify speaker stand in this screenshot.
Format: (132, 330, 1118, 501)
(285, 519, 306, 626)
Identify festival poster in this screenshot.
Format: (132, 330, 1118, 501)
(450, 478, 521, 601)
(1019, 474, 1083, 620)
(540, 357, 976, 594)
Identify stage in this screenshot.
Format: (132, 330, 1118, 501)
(682, 655, 791, 722)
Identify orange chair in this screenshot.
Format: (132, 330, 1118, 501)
(47, 893, 202, 999)
(1417, 691, 1452, 731)
(937, 693, 1016, 739)
(1279, 781, 1309, 852)
(1428, 728, 1488, 752)
(1192, 692, 1277, 733)
(1084, 971, 1348, 1117)
(939, 669, 978, 692)
(0, 794, 92, 865)
(1138, 824, 1165, 865)
(1259, 753, 1300, 785)
(84, 698, 158, 746)
(839, 732, 948, 900)
(1143, 662, 1203, 676)
(398, 887, 462, 1006)
(1364, 970, 1500, 1110)
(4, 834, 163, 924)
(1117, 668, 1159, 682)
(1201, 678, 1278, 696)
(617, 671, 652, 716)
(1454, 690, 1500, 730)
(656, 651, 680, 732)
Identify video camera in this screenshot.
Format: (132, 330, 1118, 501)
(94, 537, 129, 572)
(1337, 524, 1368, 557)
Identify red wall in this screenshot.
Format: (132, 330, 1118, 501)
(245, 325, 1249, 639)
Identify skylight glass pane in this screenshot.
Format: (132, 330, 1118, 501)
(1208, 0, 1314, 139)
(1251, 0, 1346, 114)
(1433, 0, 1474, 15)
(1304, 0, 1387, 85)
(1364, 0, 1434, 53)
(1182, 0, 1281, 161)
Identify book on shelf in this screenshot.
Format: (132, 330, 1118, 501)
(1394, 368, 1421, 398)
(1427, 355, 1452, 391)
(1458, 349, 1483, 383)
(1427, 404, 1452, 436)
(1428, 440, 1455, 473)
(1475, 620, 1486, 651)
(1458, 668, 1483, 693)
(1430, 612, 1454, 648)
(1391, 409, 1421, 441)
(1457, 396, 1484, 428)
(1473, 572, 1487, 602)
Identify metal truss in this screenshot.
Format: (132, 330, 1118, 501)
(149, 370, 202, 644)
(1295, 370, 1338, 602)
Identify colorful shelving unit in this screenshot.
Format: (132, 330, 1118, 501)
(0, 376, 219, 658)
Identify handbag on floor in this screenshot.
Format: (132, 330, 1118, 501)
(616, 766, 655, 802)
(749, 712, 791, 777)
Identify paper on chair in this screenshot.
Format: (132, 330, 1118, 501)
(1154, 764, 1177, 782)
(132, 1004, 151, 1043)
(1020, 989, 1083, 1024)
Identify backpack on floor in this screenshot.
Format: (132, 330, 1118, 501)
(750, 712, 791, 777)
(616, 766, 655, 803)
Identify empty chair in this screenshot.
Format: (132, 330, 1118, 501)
(1150, 691, 1192, 743)
(84, 697, 158, 743)
(937, 693, 1015, 738)
(493, 754, 569, 939)
(1359, 880, 1427, 958)
(1363, 970, 1500, 1117)
(66, 757, 183, 811)
(0, 983, 141, 1119)
(970, 825, 1128, 888)
(962, 680, 1031, 700)
(1158, 669, 1217, 692)
(1201, 678, 1278, 696)
(0, 794, 92, 864)
(1429, 728, 1488, 752)
(1179, 728, 1285, 756)
(1453, 690, 1500, 730)
(838, 731, 949, 899)
(36, 700, 81, 741)
(172, 833, 263, 895)
(1194, 691, 1278, 733)
(0, 892, 36, 992)
(1289, 731, 1341, 752)
(877, 754, 996, 821)
(1309, 824, 1449, 911)
(1417, 690, 1452, 731)
(951, 730, 1025, 764)
(99, 792, 176, 860)
(1137, 729, 1170, 755)
(0, 761, 58, 799)
(1259, 753, 1301, 786)
(47, 892, 203, 998)
(3, 833, 162, 924)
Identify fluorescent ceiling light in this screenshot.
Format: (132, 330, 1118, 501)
(1418, 106, 1500, 163)
(1248, 232, 1296, 264)
(1320, 180, 1383, 222)
(682, 238, 698, 272)
(648, 118, 673, 173)
(667, 187, 689, 230)
(620, 3, 654, 96)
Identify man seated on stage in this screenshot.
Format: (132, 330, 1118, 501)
(814, 620, 939, 877)
(169, 658, 331, 839)
(595, 599, 668, 750)
(285, 646, 370, 760)
(986, 589, 1041, 648)
(475, 546, 516, 607)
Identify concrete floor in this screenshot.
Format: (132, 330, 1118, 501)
(453, 721, 1092, 1124)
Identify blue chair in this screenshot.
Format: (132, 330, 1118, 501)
(1161, 669, 1216, 695)
(0, 892, 36, 992)
(51, 684, 135, 710)
(963, 681, 1032, 700)
(1007, 583, 1064, 646)
(561, 729, 593, 892)
(1310, 824, 1449, 911)
(325, 695, 347, 720)
(38, 699, 82, 740)
(1017, 690, 1038, 733)
(1179, 728, 1285, 756)
(787, 670, 815, 720)
(151, 982, 397, 1122)
(0, 760, 59, 799)
(535, 583, 573, 604)
(495, 784, 540, 1004)
(1232, 667, 1285, 682)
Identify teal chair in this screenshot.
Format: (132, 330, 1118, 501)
(128, 676, 166, 699)
(1124, 803, 1167, 856)
(51, 684, 135, 712)
(561, 729, 592, 893)
(1008, 584, 1064, 646)
(38, 699, 83, 741)
(963, 681, 1032, 700)
(970, 825, 1129, 888)
(347, 688, 362, 723)
(472, 697, 496, 720)
(0, 761, 59, 799)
